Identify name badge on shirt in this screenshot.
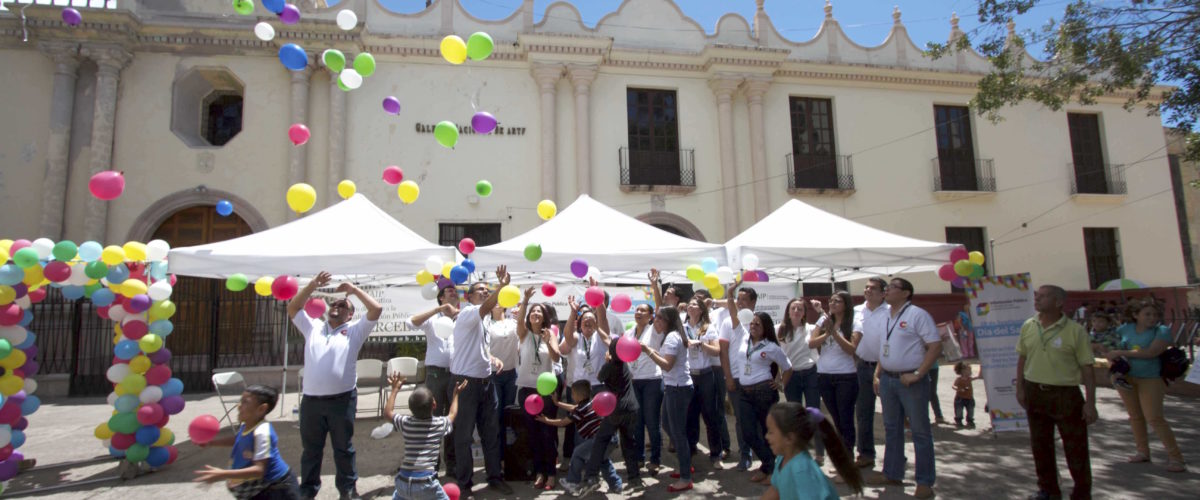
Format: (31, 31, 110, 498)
(585, 362, 595, 375)
(882, 344, 890, 357)
(743, 364, 752, 376)
(530, 361, 542, 375)
(1052, 338, 1063, 349)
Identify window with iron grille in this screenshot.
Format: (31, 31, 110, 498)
(946, 227, 987, 292)
(789, 97, 838, 189)
(1068, 113, 1109, 194)
(933, 105, 980, 191)
(1083, 228, 1122, 289)
(626, 88, 681, 185)
(439, 223, 501, 247)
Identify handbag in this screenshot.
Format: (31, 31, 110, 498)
(937, 322, 963, 362)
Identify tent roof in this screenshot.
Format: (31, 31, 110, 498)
(168, 194, 456, 280)
(725, 199, 960, 282)
(470, 195, 727, 282)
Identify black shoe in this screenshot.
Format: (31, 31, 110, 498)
(1027, 492, 1062, 500)
(339, 490, 363, 500)
(487, 480, 514, 495)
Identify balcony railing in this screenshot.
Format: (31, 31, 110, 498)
(786, 153, 854, 192)
(931, 157, 996, 192)
(1070, 163, 1127, 195)
(619, 147, 695, 190)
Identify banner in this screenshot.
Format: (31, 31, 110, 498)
(964, 273, 1033, 433)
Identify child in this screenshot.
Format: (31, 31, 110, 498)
(193, 385, 301, 500)
(951, 362, 982, 429)
(537, 380, 623, 496)
(1089, 312, 1132, 390)
(762, 402, 862, 500)
(383, 373, 467, 500)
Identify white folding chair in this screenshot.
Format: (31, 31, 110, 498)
(355, 359, 386, 417)
(383, 357, 419, 413)
(212, 371, 246, 430)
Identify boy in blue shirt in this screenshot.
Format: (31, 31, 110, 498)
(194, 385, 301, 499)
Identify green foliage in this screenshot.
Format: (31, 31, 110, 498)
(395, 339, 427, 359)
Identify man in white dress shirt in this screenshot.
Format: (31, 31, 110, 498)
(852, 277, 889, 469)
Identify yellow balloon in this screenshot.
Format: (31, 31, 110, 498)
(287, 183, 317, 214)
(703, 273, 720, 290)
(153, 427, 174, 447)
(129, 354, 151, 374)
(0, 349, 26, 370)
(0, 375, 21, 396)
(710, 286, 725, 300)
(953, 259, 973, 277)
(120, 279, 148, 298)
(113, 322, 124, 336)
(397, 181, 420, 204)
(441, 262, 454, 278)
(113, 332, 122, 345)
(119, 373, 147, 394)
(0, 285, 13, 305)
(537, 200, 557, 221)
(968, 251, 985, 266)
(123, 241, 147, 261)
(0, 248, 8, 264)
(255, 277, 274, 296)
(497, 285, 520, 308)
(416, 269, 434, 285)
(337, 180, 357, 200)
(101, 245, 126, 265)
(0, 239, 11, 255)
(440, 35, 467, 64)
(113, 383, 131, 396)
(95, 422, 115, 440)
(22, 265, 44, 286)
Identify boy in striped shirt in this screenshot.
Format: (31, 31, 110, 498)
(384, 373, 467, 499)
(538, 380, 623, 496)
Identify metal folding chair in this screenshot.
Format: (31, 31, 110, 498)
(355, 359, 386, 417)
(383, 357, 419, 413)
(211, 371, 246, 430)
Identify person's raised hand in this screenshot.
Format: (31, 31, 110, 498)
(649, 268, 660, 283)
(387, 373, 406, 389)
(568, 295, 580, 313)
(495, 265, 510, 286)
(312, 271, 333, 288)
(335, 282, 356, 294)
(524, 286, 536, 301)
(725, 279, 742, 297)
(453, 379, 469, 395)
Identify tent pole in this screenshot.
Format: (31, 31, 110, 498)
(280, 317, 289, 419)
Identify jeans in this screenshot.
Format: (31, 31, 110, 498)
(392, 474, 449, 500)
(879, 372, 936, 486)
(424, 366, 456, 474)
(451, 375, 503, 489)
(517, 386, 558, 477)
(954, 397, 975, 425)
(855, 361, 878, 459)
(632, 378, 664, 465)
(686, 369, 723, 458)
(818, 372, 859, 452)
(730, 380, 754, 462)
(1025, 381, 1091, 499)
(664, 385, 694, 480)
(299, 390, 357, 497)
(559, 372, 574, 460)
(928, 364, 945, 420)
(567, 436, 620, 488)
(1117, 376, 1183, 462)
(493, 369, 518, 463)
(738, 382, 779, 474)
(583, 409, 640, 482)
(712, 370, 732, 453)
(252, 470, 302, 500)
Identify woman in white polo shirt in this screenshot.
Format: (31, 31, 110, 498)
(811, 290, 862, 454)
(732, 309, 793, 483)
(627, 301, 664, 475)
(515, 287, 563, 490)
(640, 306, 694, 492)
(682, 296, 724, 468)
(777, 297, 825, 464)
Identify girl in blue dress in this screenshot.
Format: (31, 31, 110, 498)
(762, 401, 863, 500)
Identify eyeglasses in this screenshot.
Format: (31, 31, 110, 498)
(330, 301, 352, 310)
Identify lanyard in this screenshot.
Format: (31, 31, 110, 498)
(885, 303, 912, 342)
(1035, 319, 1062, 348)
(746, 339, 767, 361)
(685, 323, 698, 340)
(581, 331, 592, 361)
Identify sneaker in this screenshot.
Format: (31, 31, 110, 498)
(710, 456, 724, 469)
(1113, 377, 1134, 390)
(955, 422, 964, 429)
(914, 485, 936, 498)
(574, 478, 600, 497)
(853, 456, 873, 468)
(487, 480, 514, 495)
(735, 458, 752, 471)
(646, 463, 660, 475)
(559, 480, 580, 496)
(608, 480, 625, 493)
(966, 422, 976, 429)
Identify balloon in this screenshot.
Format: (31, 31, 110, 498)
(397, 181, 420, 204)
(475, 180, 493, 197)
(278, 43, 307, 71)
(471, 112, 497, 134)
(62, 7, 82, 26)
(51, 240, 77, 262)
(279, 3, 300, 24)
(75, 241, 101, 262)
(44, 261, 71, 282)
(461, 258, 475, 273)
(415, 270, 434, 286)
(466, 32, 494, 61)
(969, 263, 985, 279)
(616, 335, 641, 363)
(444, 483, 461, 500)
(382, 96, 401, 115)
(148, 281, 172, 301)
(0, 377, 19, 397)
(0, 288, 13, 306)
(254, 21, 275, 41)
(569, 259, 588, 279)
(382, 166, 404, 185)
(304, 298, 327, 319)
(107, 364, 132, 387)
(737, 309, 754, 326)
(584, 286, 604, 308)
(287, 183, 317, 213)
(420, 282, 438, 300)
(701, 257, 719, 274)
(432, 316, 454, 340)
(263, 0, 285, 14)
(119, 279, 146, 299)
(680, 264, 701, 282)
(188, 415, 220, 444)
(233, 0, 254, 15)
(703, 273, 719, 290)
(322, 49, 346, 72)
(145, 365, 171, 386)
(126, 443, 149, 463)
(149, 300, 176, 321)
(254, 277, 273, 296)
(434, 121, 459, 148)
(88, 170, 127, 200)
(537, 200, 557, 221)
(523, 393, 544, 415)
(445, 265, 466, 285)
(523, 243, 542, 261)
(161, 395, 186, 415)
(146, 445, 170, 467)
(336, 9, 358, 30)
(99, 245, 125, 266)
(938, 264, 956, 281)
(716, 266, 734, 284)
(288, 123, 310, 146)
(608, 294, 633, 314)
(424, 256, 444, 275)
(271, 275, 299, 301)
(968, 251, 986, 266)
(95, 422, 115, 440)
(497, 285, 520, 308)
(440, 35, 467, 64)
(19, 395, 38, 416)
(0, 266, 20, 286)
(536, 372, 557, 396)
(455, 238, 476, 256)
(742, 253, 760, 270)
(226, 273, 249, 292)
(337, 180, 357, 199)
(953, 259, 973, 277)
(951, 277, 967, 288)
(152, 427, 174, 447)
(145, 239, 169, 261)
(541, 282, 557, 297)
(139, 334, 163, 353)
(340, 68, 363, 90)
(111, 431, 135, 450)
(949, 247, 969, 263)
(162, 378, 184, 397)
(148, 344, 173, 362)
(592, 391, 617, 417)
(353, 52, 376, 77)
(137, 405, 163, 426)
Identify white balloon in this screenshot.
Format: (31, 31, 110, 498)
(31, 238, 54, 259)
(145, 239, 170, 261)
(0, 425, 11, 448)
(254, 21, 275, 41)
(336, 9, 358, 30)
(22, 378, 37, 395)
(148, 281, 173, 301)
(716, 266, 734, 284)
(742, 254, 759, 270)
(68, 262, 90, 285)
(107, 363, 131, 384)
(14, 295, 30, 309)
(101, 438, 111, 449)
(432, 316, 454, 340)
(108, 305, 128, 323)
(0, 326, 27, 346)
(420, 282, 438, 300)
(139, 385, 163, 404)
(586, 266, 600, 280)
(340, 68, 363, 89)
(106, 391, 119, 407)
(737, 308, 754, 327)
(424, 256, 443, 275)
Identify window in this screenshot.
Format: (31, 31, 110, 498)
(1068, 113, 1110, 194)
(439, 223, 501, 248)
(203, 93, 243, 146)
(171, 67, 245, 148)
(933, 105, 979, 191)
(946, 227, 988, 291)
(801, 282, 848, 297)
(625, 88, 682, 185)
(1083, 228, 1122, 289)
(789, 97, 838, 189)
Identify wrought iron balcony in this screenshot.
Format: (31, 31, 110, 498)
(931, 157, 997, 192)
(786, 153, 854, 193)
(1069, 163, 1126, 195)
(619, 147, 696, 192)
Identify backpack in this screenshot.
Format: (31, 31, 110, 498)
(1159, 346, 1191, 383)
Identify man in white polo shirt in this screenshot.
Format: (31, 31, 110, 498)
(449, 266, 514, 496)
(853, 277, 889, 469)
(718, 281, 757, 471)
(871, 277, 941, 499)
(287, 271, 382, 500)
(407, 279, 459, 476)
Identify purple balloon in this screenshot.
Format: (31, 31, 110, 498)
(13, 417, 26, 431)
(7, 391, 25, 407)
(62, 8, 82, 27)
(21, 346, 36, 359)
(148, 347, 172, 365)
(11, 283, 26, 299)
(382, 96, 401, 115)
(471, 111, 497, 134)
(279, 4, 300, 24)
(128, 294, 152, 313)
(0, 457, 17, 481)
(160, 395, 185, 415)
(570, 259, 588, 279)
(19, 361, 38, 376)
(951, 277, 967, 288)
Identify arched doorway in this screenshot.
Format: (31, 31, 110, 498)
(636, 212, 707, 241)
(652, 223, 687, 238)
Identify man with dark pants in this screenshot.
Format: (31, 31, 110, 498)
(853, 277, 888, 469)
(407, 280, 458, 476)
(718, 282, 757, 471)
(449, 266, 514, 497)
(288, 271, 382, 500)
(1017, 285, 1097, 500)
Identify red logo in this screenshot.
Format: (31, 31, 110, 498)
(899, 321, 908, 329)
(760, 352, 768, 359)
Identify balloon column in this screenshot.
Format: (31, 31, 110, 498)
(938, 247, 986, 288)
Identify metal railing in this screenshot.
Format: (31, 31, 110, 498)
(786, 153, 854, 191)
(619, 147, 695, 188)
(931, 157, 996, 192)
(1070, 163, 1127, 195)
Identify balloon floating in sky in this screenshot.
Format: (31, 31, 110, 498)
(279, 4, 300, 24)
(215, 200, 233, 217)
(286, 183, 317, 214)
(382, 96, 401, 115)
(288, 123, 310, 146)
(89, 171, 125, 201)
(279, 44, 307, 71)
(537, 200, 557, 221)
(232, 0, 254, 16)
(62, 8, 82, 26)
(382, 166, 404, 185)
(475, 180, 492, 197)
(471, 112, 497, 135)
(467, 32, 494, 61)
(440, 35, 467, 65)
(336, 9, 358, 30)
(337, 180, 356, 199)
(434, 121, 458, 148)
(254, 22, 275, 41)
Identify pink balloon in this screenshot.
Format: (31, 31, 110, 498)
(166, 445, 178, 464)
(382, 166, 404, 185)
(0, 305, 22, 327)
(188, 414, 220, 444)
(89, 170, 125, 200)
(145, 364, 172, 386)
(610, 294, 632, 313)
(288, 123, 310, 145)
(949, 247, 969, 263)
(44, 261, 72, 282)
(584, 286, 604, 308)
(616, 335, 641, 363)
(8, 240, 31, 254)
(137, 404, 164, 426)
(443, 483, 460, 500)
(271, 275, 299, 301)
(592, 391, 616, 417)
(540, 282, 557, 297)
(523, 393, 544, 415)
(304, 298, 327, 319)
(458, 238, 475, 255)
(122, 320, 148, 340)
(938, 264, 957, 282)
(111, 432, 136, 450)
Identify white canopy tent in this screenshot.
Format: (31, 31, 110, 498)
(725, 199, 961, 282)
(470, 195, 727, 283)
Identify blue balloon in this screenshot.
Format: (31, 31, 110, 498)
(91, 288, 115, 307)
(262, 0, 285, 14)
(78, 241, 103, 262)
(10, 429, 24, 448)
(20, 395, 39, 416)
(115, 340, 140, 360)
(15, 331, 35, 350)
(216, 200, 234, 217)
(0, 264, 22, 286)
(449, 265, 469, 285)
(461, 258, 476, 273)
(109, 445, 125, 458)
(19, 310, 32, 327)
(146, 446, 169, 467)
(115, 394, 139, 413)
(148, 261, 168, 280)
(107, 263, 130, 284)
(162, 378, 184, 397)
(61, 285, 85, 300)
(279, 43, 308, 71)
(701, 257, 719, 274)
(135, 425, 160, 446)
(149, 320, 174, 336)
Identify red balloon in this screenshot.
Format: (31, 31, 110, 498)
(949, 247, 969, 263)
(288, 123, 310, 146)
(458, 238, 475, 255)
(44, 261, 72, 282)
(145, 364, 172, 386)
(111, 432, 136, 450)
(304, 298, 327, 319)
(382, 165, 404, 185)
(540, 282, 556, 297)
(584, 286, 604, 308)
(271, 275, 299, 301)
(0, 305, 21, 327)
(89, 170, 125, 200)
(0, 445, 11, 461)
(443, 482, 460, 500)
(188, 414, 220, 444)
(122, 320, 148, 340)
(158, 413, 171, 428)
(938, 264, 957, 282)
(137, 404, 164, 425)
(592, 391, 617, 417)
(166, 445, 179, 464)
(97, 305, 111, 319)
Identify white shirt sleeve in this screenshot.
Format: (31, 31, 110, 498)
(252, 422, 273, 461)
(767, 344, 792, 371)
(719, 318, 733, 343)
(292, 311, 316, 339)
(852, 318, 864, 336)
(661, 332, 683, 357)
(346, 317, 378, 347)
(915, 310, 940, 344)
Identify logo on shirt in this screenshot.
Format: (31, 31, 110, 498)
(975, 303, 990, 316)
(899, 321, 908, 329)
(760, 352, 768, 359)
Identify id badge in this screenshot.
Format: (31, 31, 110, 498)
(531, 362, 541, 375)
(585, 362, 595, 375)
(882, 344, 890, 357)
(1052, 338, 1063, 349)
(743, 364, 752, 376)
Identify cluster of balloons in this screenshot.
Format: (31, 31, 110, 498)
(439, 32, 495, 65)
(0, 237, 54, 482)
(938, 247, 986, 287)
(682, 254, 765, 300)
(237, 0, 301, 25)
(414, 255, 476, 300)
(322, 48, 376, 91)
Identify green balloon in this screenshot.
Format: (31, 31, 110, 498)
(353, 52, 376, 77)
(434, 121, 459, 148)
(125, 443, 149, 463)
(536, 372, 557, 396)
(466, 32, 494, 61)
(323, 49, 346, 73)
(109, 412, 140, 434)
(524, 243, 542, 262)
(226, 273, 249, 292)
(232, 0, 254, 15)
(52, 240, 78, 262)
(0, 339, 11, 361)
(12, 248, 39, 269)
(475, 180, 493, 197)
(969, 263, 985, 279)
(337, 77, 351, 92)
(85, 261, 109, 279)
(84, 281, 102, 297)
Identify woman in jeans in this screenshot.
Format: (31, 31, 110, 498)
(810, 290, 861, 453)
(514, 288, 564, 490)
(777, 297, 826, 464)
(1108, 299, 1187, 472)
(627, 301, 664, 475)
(640, 306, 695, 492)
(729, 297, 793, 484)
(681, 296, 724, 468)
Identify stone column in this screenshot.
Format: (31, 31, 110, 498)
(327, 78, 346, 208)
(38, 41, 80, 240)
(568, 64, 597, 197)
(80, 45, 132, 243)
(532, 63, 563, 202)
(288, 63, 314, 217)
(709, 75, 742, 239)
(743, 76, 771, 220)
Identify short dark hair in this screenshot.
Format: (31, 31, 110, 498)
(245, 385, 279, 413)
(1039, 284, 1067, 302)
(692, 289, 712, 301)
(436, 285, 457, 305)
(866, 277, 887, 291)
(954, 361, 970, 376)
(571, 380, 592, 399)
(890, 278, 914, 301)
(409, 387, 434, 419)
(739, 287, 758, 302)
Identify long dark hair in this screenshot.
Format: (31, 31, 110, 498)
(656, 306, 683, 348)
(754, 311, 779, 345)
(525, 303, 549, 332)
(825, 291, 854, 340)
(769, 402, 863, 494)
(779, 298, 807, 342)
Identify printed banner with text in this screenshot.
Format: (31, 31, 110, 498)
(965, 273, 1033, 433)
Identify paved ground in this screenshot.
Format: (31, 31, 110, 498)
(7, 365, 1199, 499)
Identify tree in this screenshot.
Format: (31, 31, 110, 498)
(928, 0, 1199, 162)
